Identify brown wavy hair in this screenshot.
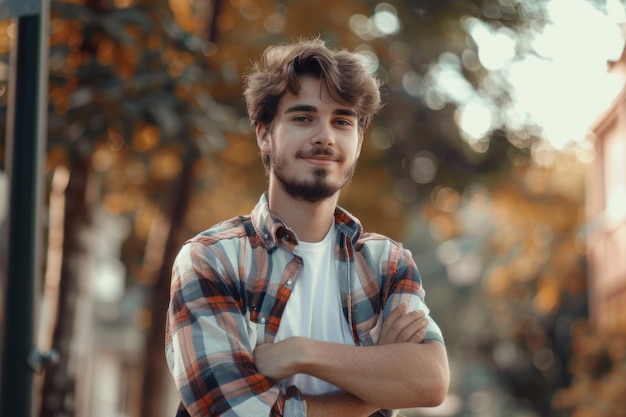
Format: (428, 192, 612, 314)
(243, 37, 382, 132)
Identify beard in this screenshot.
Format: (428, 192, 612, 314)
(269, 150, 357, 203)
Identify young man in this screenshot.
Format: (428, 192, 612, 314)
(165, 38, 449, 417)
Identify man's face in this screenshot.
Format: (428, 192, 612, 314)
(256, 76, 362, 202)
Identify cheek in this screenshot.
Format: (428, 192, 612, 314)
(347, 142, 361, 161)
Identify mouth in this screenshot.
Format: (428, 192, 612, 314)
(297, 149, 342, 164)
(300, 155, 339, 168)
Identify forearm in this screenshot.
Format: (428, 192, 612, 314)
(253, 304, 449, 411)
(299, 339, 449, 409)
(304, 391, 379, 417)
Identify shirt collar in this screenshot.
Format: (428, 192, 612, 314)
(250, 193, 363, 251)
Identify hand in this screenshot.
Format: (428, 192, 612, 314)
(377, 304, 428, 345)
(253, 337, 304, 380)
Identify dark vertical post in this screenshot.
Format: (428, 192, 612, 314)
(0, 1, 47, 415)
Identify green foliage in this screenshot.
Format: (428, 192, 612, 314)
(48, 0, 229, 164)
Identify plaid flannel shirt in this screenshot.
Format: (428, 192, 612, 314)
(165, 194, 444, 417)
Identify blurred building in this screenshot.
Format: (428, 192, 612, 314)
(586, 37, 626, 336)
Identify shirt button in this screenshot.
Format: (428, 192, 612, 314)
(263, 233, 269, 239)
(260, 316, 266, 324)
(287, 279, 293, 285)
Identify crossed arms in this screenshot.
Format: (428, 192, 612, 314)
(167, 288, 449, 417)
(166, 242, 450, 417)
(254, 304, 450, 416)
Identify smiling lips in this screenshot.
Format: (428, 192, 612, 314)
(296, 149, 342, 164)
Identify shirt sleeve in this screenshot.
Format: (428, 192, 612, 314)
(165, 242, 307, 417)
(383, 246, 445, 345)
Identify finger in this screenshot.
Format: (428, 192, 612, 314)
(378, 304, 407, 342)
(385, 313, 419, 343)
(408, 309, 426, 320)
(408, 328, 427, 344)
(388, 303, 407, 321)
(407, 311, 428, 330)
(394, 311, 426, 331)
(399, 322, 428, 344)
(395, 315, 429, 343)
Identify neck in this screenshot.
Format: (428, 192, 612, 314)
(267, 180, 338, 243)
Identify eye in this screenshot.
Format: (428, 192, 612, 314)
(334, 118, 355, 127)
(292, 115, 311, 123)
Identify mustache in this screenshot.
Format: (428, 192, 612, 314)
(295, 148, 343, 161)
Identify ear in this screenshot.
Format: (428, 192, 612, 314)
(256, 122, 270, 153)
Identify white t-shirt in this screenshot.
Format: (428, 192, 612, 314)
(274, 224, 355, 394)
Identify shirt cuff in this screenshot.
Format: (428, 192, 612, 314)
(283, 385, 306, 416)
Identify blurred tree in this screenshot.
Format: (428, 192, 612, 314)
(553, 321, 626, 417)
(204, 0, 546, 218)
(37, 0, 226, 416)
(400, 150, 590, 416)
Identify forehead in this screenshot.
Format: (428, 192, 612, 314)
(278, 76, 356, 114)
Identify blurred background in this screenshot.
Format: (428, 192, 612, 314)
(1, 0, 626, 416)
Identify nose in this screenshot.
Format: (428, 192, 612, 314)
(311, 121, 335, 147)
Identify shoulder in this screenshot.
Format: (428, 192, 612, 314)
(355, 231, 416, 266)
(173, 215, 253, 269)
(187, 215, 254, 247)
(171, 215, 256, 285)
(356, 231, 404, 251)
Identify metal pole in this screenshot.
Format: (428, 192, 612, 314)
(0, 0, 49, 415)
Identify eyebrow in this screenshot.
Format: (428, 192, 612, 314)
(284, 104, 357, 118)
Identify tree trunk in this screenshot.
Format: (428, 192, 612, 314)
(139, 160, 194, 417)
(39, 158, 93, 417)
